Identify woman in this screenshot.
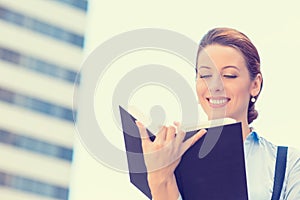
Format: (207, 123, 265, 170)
(136, 28, 300, 200)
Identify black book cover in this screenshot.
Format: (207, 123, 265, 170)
(119, 106, 248, 200)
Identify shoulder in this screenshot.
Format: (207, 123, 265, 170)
(262, 137, 300, 170)
(261, 137, 300, 181)
(254, 133, 300, 165)
(284, 146, 300, 198)
(256, 134, 276, 149)
(248, 131, 300, 166)
(287, 146, 300, 159)
(253, 133, 277, 156)
(287, 147, 300, 172)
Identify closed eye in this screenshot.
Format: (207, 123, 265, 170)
(223, 74, 237, 78)
(199, 74, 212, 78)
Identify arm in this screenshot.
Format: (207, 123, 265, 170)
(136, 121, 206, 200)
(284, 148, 300, 199)
(149, 173, 180, 200)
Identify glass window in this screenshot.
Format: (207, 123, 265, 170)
(0, 47, 20, 63)
(0, 87, 75, 122)
(0, 128, 73, 161)
(53, 0, 88, 11)
(0, 46, 79, 84)
(0, 172, 69, 199)
(0, 87, 15, 103)
(0, 6, 84, 47)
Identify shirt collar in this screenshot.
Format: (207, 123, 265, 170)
(245, 130, 259, 144)
(244, 130, 260, 158)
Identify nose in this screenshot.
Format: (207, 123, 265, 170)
(208, 75, 224, 94)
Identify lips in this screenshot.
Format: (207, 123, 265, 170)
(206, 97, 230, 107)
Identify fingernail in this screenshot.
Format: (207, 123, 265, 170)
(173, 121, 179, 126)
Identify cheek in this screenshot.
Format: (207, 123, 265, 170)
(196, 80, 206, 96)
(196, 80, 208, 104)
(230, 85, 251, 103)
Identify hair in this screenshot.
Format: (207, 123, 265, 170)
(196, 27, 263, 124)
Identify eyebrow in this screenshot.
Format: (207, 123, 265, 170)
(222, 65, 240, 71)
(198, 66, 211, 69)
(198, 65, 240, 71)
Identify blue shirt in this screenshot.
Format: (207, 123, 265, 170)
(177, 131, 300, 200)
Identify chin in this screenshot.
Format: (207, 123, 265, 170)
(206, 109, 228, 120)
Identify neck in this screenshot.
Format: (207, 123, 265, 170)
(207, 116, 252, 141)
(241, 119, 251, 141)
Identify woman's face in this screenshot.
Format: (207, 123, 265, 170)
(196, 44, 260, 122)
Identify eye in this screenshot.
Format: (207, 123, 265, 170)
(199, 74, 212, 79)
(223, 74, 237, 79)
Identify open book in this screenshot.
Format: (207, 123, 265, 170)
(119, 106, 248, 200)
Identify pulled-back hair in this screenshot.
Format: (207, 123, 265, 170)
(196, 28, 263, 124)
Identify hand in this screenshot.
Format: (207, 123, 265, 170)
(135, 121, 207, 199)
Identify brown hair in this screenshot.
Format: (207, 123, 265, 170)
(196, 27, 263, 124)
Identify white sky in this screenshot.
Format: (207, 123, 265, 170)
(69, 0, 300, 199)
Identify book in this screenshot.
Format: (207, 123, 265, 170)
(119, 106, 248, 200)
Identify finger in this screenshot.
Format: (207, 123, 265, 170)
(166, 126, 176, 142)
(155, 125, 167, 145)
(182, 129, 207, 153)
(135, 121, 151, 143)
(173, 121, 186, 145)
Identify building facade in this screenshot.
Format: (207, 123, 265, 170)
(0, 0, 87, 199)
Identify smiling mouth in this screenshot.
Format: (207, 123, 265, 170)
(207, 97, 230, 107)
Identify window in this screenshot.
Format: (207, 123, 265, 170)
(0, 129, 73, 161)
(0, 46, 80, 84)
(0, 172, 69, 199)
(0, 6, 84, 47)
(53, 0, 88, 11)
(0, 87, 75, 122)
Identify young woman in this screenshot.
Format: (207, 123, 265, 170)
(136, 28, 300, 200)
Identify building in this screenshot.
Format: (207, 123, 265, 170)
(0, 0, 87, 199)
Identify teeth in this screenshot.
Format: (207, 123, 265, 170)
(209, 99, 228, 105)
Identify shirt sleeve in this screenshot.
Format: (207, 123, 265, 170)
(284, 148, 300, 200)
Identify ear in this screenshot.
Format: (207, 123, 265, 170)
(250, 73, 263, 97)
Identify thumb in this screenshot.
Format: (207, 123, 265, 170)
(182, 129, 207, 153)
(191, 129, 207, 146)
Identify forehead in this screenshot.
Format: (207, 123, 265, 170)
(197, 44, 247, 70)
